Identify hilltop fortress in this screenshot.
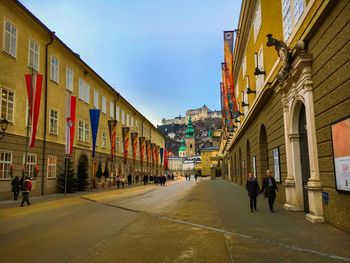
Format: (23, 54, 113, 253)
(162, 105, 221, 125)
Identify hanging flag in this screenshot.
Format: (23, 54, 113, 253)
(222, 63, 234, 132)
(89, 109, 100, 157)
(220, 82, 226, 130)
(151, 143, 156, 166)
(131, 132, 138, 164)
(108, 120, 118, 158)
(139, 136, 145, 168)
(122, 127, 130, 164)
(146, 140, 150, 167)
(156, 146, 160, 167)
(224, 31, 239, 119)
(65, 95, 76, 155)
(164, 149, 168, 171)
(25, 73, 43, 147)
(160, 148, 164, 167)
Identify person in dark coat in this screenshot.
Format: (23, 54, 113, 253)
(127, 173, 132, 186)
(11, 176, 21, 200)
(246, 172, 260, 212)
(261, 170, 279, 212)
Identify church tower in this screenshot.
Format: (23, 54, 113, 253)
(185, 117, 195, 157)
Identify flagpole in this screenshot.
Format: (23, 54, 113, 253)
(64, 155, 68, 196)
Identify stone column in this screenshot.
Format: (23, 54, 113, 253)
(303, 77, 324, 223)
(282, 94, 298, 211)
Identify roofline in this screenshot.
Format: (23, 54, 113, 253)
(14, 0, 164, 140)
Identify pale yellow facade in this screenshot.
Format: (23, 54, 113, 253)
(0, 0, 165, 199)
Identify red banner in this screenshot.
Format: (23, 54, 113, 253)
(131, 132, 138, 164)
(146, 140, 150, 166)
(108, 120, 118, 158)
(122, 127, 130, 164)
(164, 149, 168, 170)
(156, 146, 160, 166)
(25, 74, 43, 147)
(139, 137, 145, 167)
(65, 95, 76, 155)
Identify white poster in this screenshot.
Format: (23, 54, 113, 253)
(331, 117, 350, 191)
(273, 147, 281, 182)
(252, 156, 257, 178)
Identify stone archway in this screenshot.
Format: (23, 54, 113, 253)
(239, 148, 242, 185)
(277, 50, 324, 223)
(246, 140, 251, 175)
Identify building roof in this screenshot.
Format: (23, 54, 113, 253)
(201, 146, 219, 152)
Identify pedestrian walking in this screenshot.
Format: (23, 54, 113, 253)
(143, 174, 148, 185)
(171, 173, 174, 180)
(261, 170, 278, 212)
(195, 174, 198, 182)
(185, 174, 188, 180)
(188, 174, 191, 181)
(121, 176, 126, 189)
(21, 177, 32, 206)
(127, 173, 132, 186)
(246, 172, 260, 212)
(11, 176, 21, 200)
(116, 175, 121, 189)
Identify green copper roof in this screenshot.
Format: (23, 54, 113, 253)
(179, 139, 186, 152)
(186, 117, 195, 138)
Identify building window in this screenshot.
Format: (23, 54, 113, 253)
(282, 0, 304, 41)
(50, 56, 59, 83)
(49, 108, 58, 135)
(116, 105, 120, 121)
(253, 0, 262, 42)
(126, 114, 130, 127)
(23, 153, 37, 179)
(94, 89, 99, 109)
(255, 47, 265, 93)
(66, 68, 73, 91)
(47, 155, 57, 179)
(243, 91, 249, 116)
(101, 96, 106, 114)
(102, 131, 107, 148)
(28, 39, 40, 71)
(110, 101, 114, 118)
(79, 78, 90, 103)
(242, 55, 247, 79)
(131, 117, 134, 128)
(1, 88, 14, 122)
(78, 120, 89, 143)
(0, 151, 12, 180)
(121, 110, 125, 125)
(3, 20, 17, 57)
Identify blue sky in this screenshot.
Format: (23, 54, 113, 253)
(20, 0, 241, 126)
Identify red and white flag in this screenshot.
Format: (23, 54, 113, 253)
(65, 95, 76, 155)
(25, 74, 43, 148)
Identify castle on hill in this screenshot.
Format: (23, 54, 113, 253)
(161, 105, 221, 125)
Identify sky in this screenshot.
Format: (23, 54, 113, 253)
(20, 0, 241, 126)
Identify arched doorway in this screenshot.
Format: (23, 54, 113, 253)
(239, 148, 242, 185)
(246, 140, 251, 174)
(259, 125, 268, 181)
(77, 154, 89, 191)
(234, 153, 237, 183)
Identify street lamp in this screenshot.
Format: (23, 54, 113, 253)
(0, 118, 9, 141)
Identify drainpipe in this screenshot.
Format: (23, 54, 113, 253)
(41, 31, 55, 195)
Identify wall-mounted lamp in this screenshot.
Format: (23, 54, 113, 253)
(235, 118, 240, 123)
(0, 118, 9, 141)
(245, 75, 256, 94)
(254, 52, 266, 75)
(241, 91, 249, 107)
(237, 103, 244, 116)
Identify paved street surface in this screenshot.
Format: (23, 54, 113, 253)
(0, 177, 349, 263)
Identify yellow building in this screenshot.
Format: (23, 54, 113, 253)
(200, 146, 219, 177)
(0, 0, 165, 199)
(220, 0, 350, 232)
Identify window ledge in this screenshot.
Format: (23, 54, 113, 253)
(2, 50, 17, 61)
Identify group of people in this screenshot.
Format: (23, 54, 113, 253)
(185, 174, 198, 181)
(246, 170, 278, 213)
(115, 173, 175, 188)
(11, 176, 32, 207)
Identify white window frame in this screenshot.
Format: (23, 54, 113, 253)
(50, 55, 59, 83)
(101, 96, 106, 114)
(28, 39, 40, 71)
(2, 19, 17, 58)
(243, 90, 248, 116)
(116, 136, 120, 152)
(121, 110, 125, 125)
(102, 131, 107, 148)
(79, 78, 90, 103)
(66, 67, 73, 92)
(253, 0, 262, 43)
(0, 87, 14, 122)
(293, 0, 304, 25)
(49, 108, 58, 135)
(94, 89, 99, 109)
(23, 153, 37, 179)
(131, 117, 134, 129)
(0, 151, 12, 180)
(47, 155, 57, 179)
(78, 120, 90, 143)
(85, 83, 90, 104)
(126, 113, 130, 127)
(115, 105, 120, 121)
(110, 101, 114, 118)
(255, 46, 265, 93)
(242, 55, 247, 79)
